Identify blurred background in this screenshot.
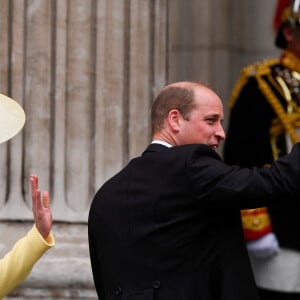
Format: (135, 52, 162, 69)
(0, 0, 278, 299)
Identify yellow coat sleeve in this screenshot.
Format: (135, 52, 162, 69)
(0, 225, 55, 299)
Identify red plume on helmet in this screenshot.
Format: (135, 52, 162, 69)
(273, 0, 291, 32)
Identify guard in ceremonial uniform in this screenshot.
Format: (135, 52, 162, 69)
(224, 0, 300, 299)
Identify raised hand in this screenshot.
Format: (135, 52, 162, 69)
(30, 175, 52, 239)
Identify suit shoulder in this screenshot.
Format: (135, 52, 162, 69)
(176, 144, 222, 160)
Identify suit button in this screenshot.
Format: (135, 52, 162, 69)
(114, 286, 122, 296)
(153, 280, 160, 289)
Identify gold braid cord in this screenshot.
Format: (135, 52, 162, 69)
(229, 58, 279, 110)
(256, 51, 300, 148)
(230, 52, 300, 148)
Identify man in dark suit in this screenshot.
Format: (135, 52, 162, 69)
(88, 81, 300, 300)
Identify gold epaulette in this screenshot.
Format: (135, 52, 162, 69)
(229, 58, 280, 110)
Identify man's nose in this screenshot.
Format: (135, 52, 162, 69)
(216, 125, 226, 140)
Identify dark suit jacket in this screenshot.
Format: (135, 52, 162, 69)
(89, 143, 300, 300)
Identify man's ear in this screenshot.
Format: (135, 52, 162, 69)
(167, 109, 182, 132)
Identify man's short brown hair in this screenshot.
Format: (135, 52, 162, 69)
(151, 83, 197, 133)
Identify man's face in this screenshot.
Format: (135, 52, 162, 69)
(177, 87, 225, 151)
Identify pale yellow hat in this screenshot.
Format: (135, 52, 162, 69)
(0, 93, 25, 144)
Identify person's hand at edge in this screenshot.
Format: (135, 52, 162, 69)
(31, 175, 53, 240)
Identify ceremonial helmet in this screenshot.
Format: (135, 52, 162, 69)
(274, 0, 300, 48)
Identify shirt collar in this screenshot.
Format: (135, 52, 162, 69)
(151, 140, 173, 148)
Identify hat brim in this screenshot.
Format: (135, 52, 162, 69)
(0, 94, 26, 144)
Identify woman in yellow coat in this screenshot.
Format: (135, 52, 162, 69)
(0, 94, 54, 298)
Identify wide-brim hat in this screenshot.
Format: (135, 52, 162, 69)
(0, 93, 26, 144)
